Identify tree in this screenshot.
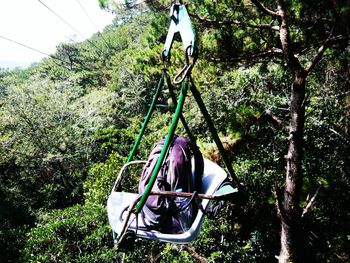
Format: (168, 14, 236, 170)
(236, 1, 348, 261)
(112, 0, 349, 261)
(0, 75, 121, 207)
(1, 1, 347, 261)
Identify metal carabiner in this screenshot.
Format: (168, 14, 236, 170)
(173, 45, 197, 84)
(173, 64, 192, 85)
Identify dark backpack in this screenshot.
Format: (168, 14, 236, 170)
(138, 134, 204, 234)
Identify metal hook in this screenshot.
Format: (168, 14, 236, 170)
(173, 45, 197, 85)
(173, 64, 192, 85)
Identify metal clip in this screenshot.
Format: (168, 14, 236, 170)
(163, 3, 195, 58)
(173, 45, 196, 84)
(162, 3, 197, 84)
(174, 64, 192, 85)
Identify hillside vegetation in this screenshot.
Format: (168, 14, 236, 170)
(0, 1, 349, 262)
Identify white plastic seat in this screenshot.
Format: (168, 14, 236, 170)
(107, 158, 227, 244)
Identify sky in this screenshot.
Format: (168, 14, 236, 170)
(0, 0, 115, 69)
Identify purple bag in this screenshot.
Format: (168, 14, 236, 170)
(138, 134, 204, 234)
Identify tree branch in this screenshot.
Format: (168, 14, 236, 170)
(305, 35, 348, 74)
(263, 109, 288, 130)
(205, 51, 284, 70)
(230, 19, 279, 31)
(251, 0, 278, 17)
(182, 245, 208, 263)
(273, 186, 291, 225)
(213, 47, 283, 64)
(190, 13, 230, 27)
(144, 0, 168, 11)
(191, 13, 279, 32)
(301, 184, 323, 218)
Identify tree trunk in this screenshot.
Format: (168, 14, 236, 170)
(278, 70, 306, 263)
(274, 0, 309, 261)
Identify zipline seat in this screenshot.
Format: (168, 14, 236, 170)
(106, 2, 240, 248)
(107, 158, 228, 244)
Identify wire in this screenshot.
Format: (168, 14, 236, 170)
(76, 0, 98, 28)
(0, 34, 67, 65)
(0, 35, 51, 58)
(37, 0, 105, 56)
(75, 0, 113, 50)
(0, 34, 91, 71)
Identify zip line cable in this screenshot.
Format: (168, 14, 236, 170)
(0, 34, 68, 65)
(76, 0, 98, 27)
(75, 0, 113, 50)
(0, 35, 52, 59)
(0, 34, 92, 71)
(37, 0, 105, 56)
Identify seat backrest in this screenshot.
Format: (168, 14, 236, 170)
(199, 158, 227, 195)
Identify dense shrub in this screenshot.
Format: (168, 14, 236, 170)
(21, 204, 118, 263)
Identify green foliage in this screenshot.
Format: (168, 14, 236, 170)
(84, 110, 174, 206)
(0, 79, 120, 209)
(158, 244, 193, 263)
(21, 204, 117, 263)
(84, 152, 126, 205)
(1, 1, 349, 262)
(0, 223, 28, 263)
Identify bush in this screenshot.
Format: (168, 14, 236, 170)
(84, 152, 126, 205)
(21, 204, 118, 263)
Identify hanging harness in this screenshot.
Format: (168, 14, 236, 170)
(108, 1, 240, 250)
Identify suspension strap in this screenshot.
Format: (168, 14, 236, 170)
(189, 76, 239, 182)
(133, 1, 198, 214)
(164, 70, 197, 144)
(135, 80, 189, 214)
(126, 76, 164, 163)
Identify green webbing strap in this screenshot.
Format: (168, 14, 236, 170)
(165, 74, 197, 144)
(135, 80, 188, 214)
(126, 77, 164, 163)
(189, 77, 238, 182)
